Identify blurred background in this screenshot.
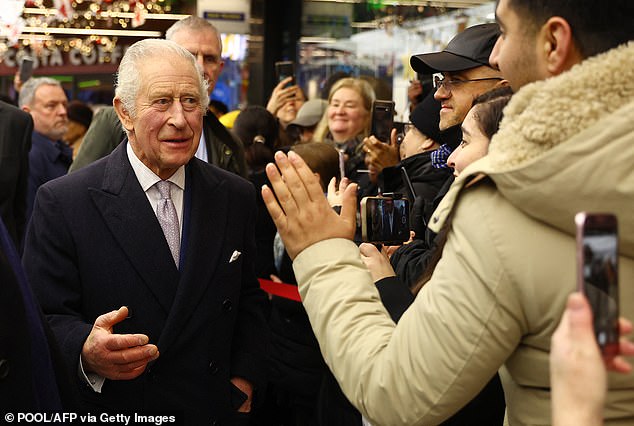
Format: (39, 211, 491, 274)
(0, 0, 495, 120)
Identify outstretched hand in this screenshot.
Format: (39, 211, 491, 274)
(262, 151, 357, 260)
(81, 306, 159, 381)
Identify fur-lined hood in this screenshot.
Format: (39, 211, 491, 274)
(431, 42, 634, 256)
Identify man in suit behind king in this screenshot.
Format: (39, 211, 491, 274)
(23, 38, 268, 425)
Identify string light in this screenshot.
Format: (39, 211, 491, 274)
(1, 0, 180, 57)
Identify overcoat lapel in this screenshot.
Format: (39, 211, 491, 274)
(158, 160, 229, 352)
(89, 142, 179, 314)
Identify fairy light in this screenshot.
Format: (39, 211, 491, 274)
(1, 0, 183, 57)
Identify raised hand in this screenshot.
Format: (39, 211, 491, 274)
(262, 151, 357, 260)
(81, 306, 159, 380)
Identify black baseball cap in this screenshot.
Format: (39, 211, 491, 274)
(410, 23, 500, 74)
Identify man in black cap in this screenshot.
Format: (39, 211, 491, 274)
(411, 23, 507, 133)
(365, 23, 506, 178)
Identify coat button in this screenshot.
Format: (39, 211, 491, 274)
(209, 361, 219, 375)
(222, 299, 232, 311)
(0, 359, 9, 380)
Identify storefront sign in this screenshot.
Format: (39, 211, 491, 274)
(0, 44, 127, 76)
(197, 0, 250, 34)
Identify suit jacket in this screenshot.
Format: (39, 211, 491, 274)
(26, 132, 73, 220)
(70, 107, 247, 178)
(24, 142, 268, 425)
(0, 101, 32, 248)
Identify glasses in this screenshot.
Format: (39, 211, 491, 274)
(433, 74, 503, 91)
(403, 123, 416, 135)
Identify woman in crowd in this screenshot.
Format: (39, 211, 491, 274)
(379, 93, 459, 234)
(313, 77, 376, 197)
(267, 76, 306, 149)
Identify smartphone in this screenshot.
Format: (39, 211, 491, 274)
(360, 196, 409, 245)
(19, 56, 34, 83)
(337, 149, 346, 179)
(275, 60, 295, 88)
(371, 100, 395, 143)
(575, 212, 619, 356)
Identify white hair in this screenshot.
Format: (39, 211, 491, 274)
(165, 15, 222, 51)
(114, 38, 209, 118)
(18, 77, 62, 108)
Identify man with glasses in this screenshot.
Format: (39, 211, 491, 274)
(70, 16, 247, 177)
(365, 23, 506, 183)
(411, 23, 506, 133)
(383, 23, 508, 290)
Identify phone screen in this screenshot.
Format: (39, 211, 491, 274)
(371, 101, 394, 143)
(361, 197, 409, 245)
(275, 61, 295, 88)
(576, 213, 619, 355)
(19, 57, 34, 83)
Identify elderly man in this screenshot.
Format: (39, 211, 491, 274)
(19, 77, 72, 219)
(70, 16, 246, 177)
(24, 39, 267, 425)
(262, 0, 634, 424)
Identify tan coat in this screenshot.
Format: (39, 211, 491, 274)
(293, 42, 634, 425)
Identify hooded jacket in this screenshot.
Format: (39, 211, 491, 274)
(293, 41, 634, 426)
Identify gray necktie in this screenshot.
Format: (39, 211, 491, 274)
(156, 180, 180, 267)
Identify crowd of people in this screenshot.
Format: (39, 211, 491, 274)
(0, 0, 633, 425)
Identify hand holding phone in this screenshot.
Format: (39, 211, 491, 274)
(575, 212, 619, 356)
(371, 100, 395, 143)
(275, 61, 295, 89)
(360, 195, 409, 245)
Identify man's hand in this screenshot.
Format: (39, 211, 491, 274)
(262, 151, 357, 260)
(359, 243, 396, 282)
(364, 130, 400, 180)
(230, 377, 254, 413)
(81, 306, 159, 381)
(266, 77, 300, 116)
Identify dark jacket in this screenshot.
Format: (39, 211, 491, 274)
(24, 142, 268, 425)
(26, 132, 72, 220)
(248, 170, 277, 279)
(0, 101, 32, 248)
(0, 217, 78, 412)
(382, 150, 452, 230)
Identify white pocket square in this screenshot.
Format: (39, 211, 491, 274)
(229, 250, 242, 263)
